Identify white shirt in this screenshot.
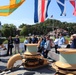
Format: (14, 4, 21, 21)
(54, 38, 59, 45)
(24, 40, 29, 45)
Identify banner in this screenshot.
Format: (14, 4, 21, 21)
(70, 0, 76, 16)
(56, 0, 66, 16)
(34, 0, 51, 23)
(0, 0, 25, 16)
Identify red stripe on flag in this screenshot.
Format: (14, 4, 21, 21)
(70, 1, 76, 16)
(70, 1, 75, 7)
(41, 0, 45, 22)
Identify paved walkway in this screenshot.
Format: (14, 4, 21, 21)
(0, 47, 59, 75)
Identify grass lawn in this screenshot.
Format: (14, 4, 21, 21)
(3, 37, 25, 44)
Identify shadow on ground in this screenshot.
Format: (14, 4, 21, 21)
(0, 66, 6, 70)
(12, 65, 55, 74)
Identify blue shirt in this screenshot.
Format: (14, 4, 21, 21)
(58, 37, 65, 47)
(44, 40, 51, 50)
(24, 40, 29, 44)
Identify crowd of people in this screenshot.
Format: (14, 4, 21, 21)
(24, 35, 51, 58)
(24, 33, 76, 57)
(4, 32, 76, 58)
(23, 33, 65, 58)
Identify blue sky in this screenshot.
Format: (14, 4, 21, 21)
(0, 0, 76, 28)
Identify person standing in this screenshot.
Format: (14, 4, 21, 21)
(24, 37, 29, 51)
(54, 35, 59, 54)
(37, 37, 43, 53)
(7, 36, 13, 56)
(14, 35, 20, 53)
(43, 35, 51, 58)
(28, 37, 32, 43)
(70, 34, 76, 48)
(31, 35, 38, 43)
(58, 33, 65, 48)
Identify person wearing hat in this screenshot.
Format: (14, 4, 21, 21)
(70, 34, 76, 48)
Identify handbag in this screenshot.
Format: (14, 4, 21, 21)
(12, 45, 14, 48)
(10, 44, 14, 48)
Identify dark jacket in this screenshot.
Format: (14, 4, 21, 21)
(8, 39, 13, 48)
(70, 38, 76, 48)
(14, 38, 20, 44)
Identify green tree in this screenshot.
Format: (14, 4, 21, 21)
(2, 24, 16, 37)
(20, 26, 27, 37)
